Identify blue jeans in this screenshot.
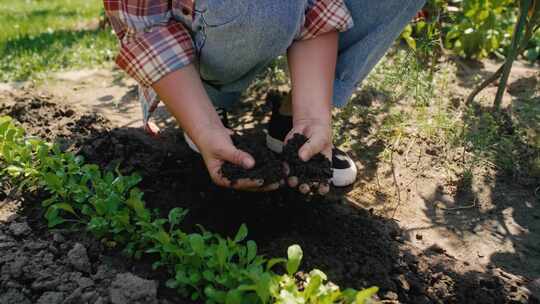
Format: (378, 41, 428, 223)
(189, 0, 426, 108)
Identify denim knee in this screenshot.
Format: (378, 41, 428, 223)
(195, 0, 306, 91)
(333, 0, 426, 107)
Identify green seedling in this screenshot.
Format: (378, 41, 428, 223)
(0, 115, 379, 304)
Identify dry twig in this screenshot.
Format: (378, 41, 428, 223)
(437, 198, 478, 212)
(390, 151, 402, 218)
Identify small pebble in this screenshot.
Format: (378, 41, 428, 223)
(9, 222, 31, 237)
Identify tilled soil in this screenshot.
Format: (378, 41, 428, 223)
(282, 133, 332, 185)
(221, 134, 284, 186)
(0, 91, 537, 304)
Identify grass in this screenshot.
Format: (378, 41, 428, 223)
(331, 47, 540, 181)
(334, 49, 461, 150)
(0, 0, 116, 82)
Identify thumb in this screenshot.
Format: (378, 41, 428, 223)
(221, 145, 255, 169)
(299, 136, 326, 162)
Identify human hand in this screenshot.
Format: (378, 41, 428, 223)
(284, 119, 332, 195)
(194, 126, 281, 191)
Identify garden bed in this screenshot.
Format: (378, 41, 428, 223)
(0, 91, 536, 303)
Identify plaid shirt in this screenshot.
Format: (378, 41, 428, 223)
(104, 0, 354, 130)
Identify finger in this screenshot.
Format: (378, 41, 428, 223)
(220, 147, 255, 169)
(261, 182, 281, 192)
(321, 145, 332, 161)
(284, 127, 306, 143)
(210, 172, 232, 188)
(299, 136, 329, 162)
(238, 181, 282, 192)
(288, 176, 299, 188)
(207, 159, 231, 188)
(232, 178, 264, 190)
(299, 183, 310, 194)
(318, 183, 330, 196)
(211, 165, 261, 189)
(283, 162, 290, 176)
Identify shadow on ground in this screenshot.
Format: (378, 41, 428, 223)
(410, 62, 540, 296)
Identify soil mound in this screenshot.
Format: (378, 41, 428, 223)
(221, 134, 284, 186)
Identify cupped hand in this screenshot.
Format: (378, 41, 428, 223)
(285, 119, 332, 195)
(194, 126, 281, 192)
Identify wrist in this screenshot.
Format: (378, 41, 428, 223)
(291, 99, 332, 126)
(293, 117, 331, 126)
(293, 113, 332, 127)
(188, 122, 227, 146)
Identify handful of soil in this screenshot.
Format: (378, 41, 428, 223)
(220, 134, 283, 186)
(283, 134, 332, 185)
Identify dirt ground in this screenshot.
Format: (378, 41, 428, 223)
(0, 59, 539, 303)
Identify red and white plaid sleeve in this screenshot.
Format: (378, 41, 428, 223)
(104, 0, 195, 87)
(297, 0, 354, 41)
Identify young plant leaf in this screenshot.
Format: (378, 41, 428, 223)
(5, 165, 23, 177)
(304, 269, 326, 300)
(168, 208, 188, 226)
(254, 273, 272, 304)
(246, 240, 257, 263)
(188, 233, 205, 255)
(202, 270, 215, 281)
(266, 258, 287, 271)
(45, 207, 65, 228)
(355, 286, 379, 304)
(217, 239, 228, 268)
(225, 289, 243, 304)
(286, 245, 303, 276)
(52, 202, 77, 215)
(234, 224, 248, 243)
(205, 286, 227, 302)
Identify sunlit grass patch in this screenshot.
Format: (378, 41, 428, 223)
(0, 0, 116, 82)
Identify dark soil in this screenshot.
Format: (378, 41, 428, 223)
(1, 91, 537, 304)
(283, 133, 332, 185)
(220, 134, 283, 186)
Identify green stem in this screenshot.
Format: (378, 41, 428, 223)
(494, 0, 532, 110)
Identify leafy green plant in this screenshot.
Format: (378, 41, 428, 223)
(445, 0, 516, 59)
(0, 115, 379, 304)
(401, 0, 446, 66)
(401, 0, 525, 60)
